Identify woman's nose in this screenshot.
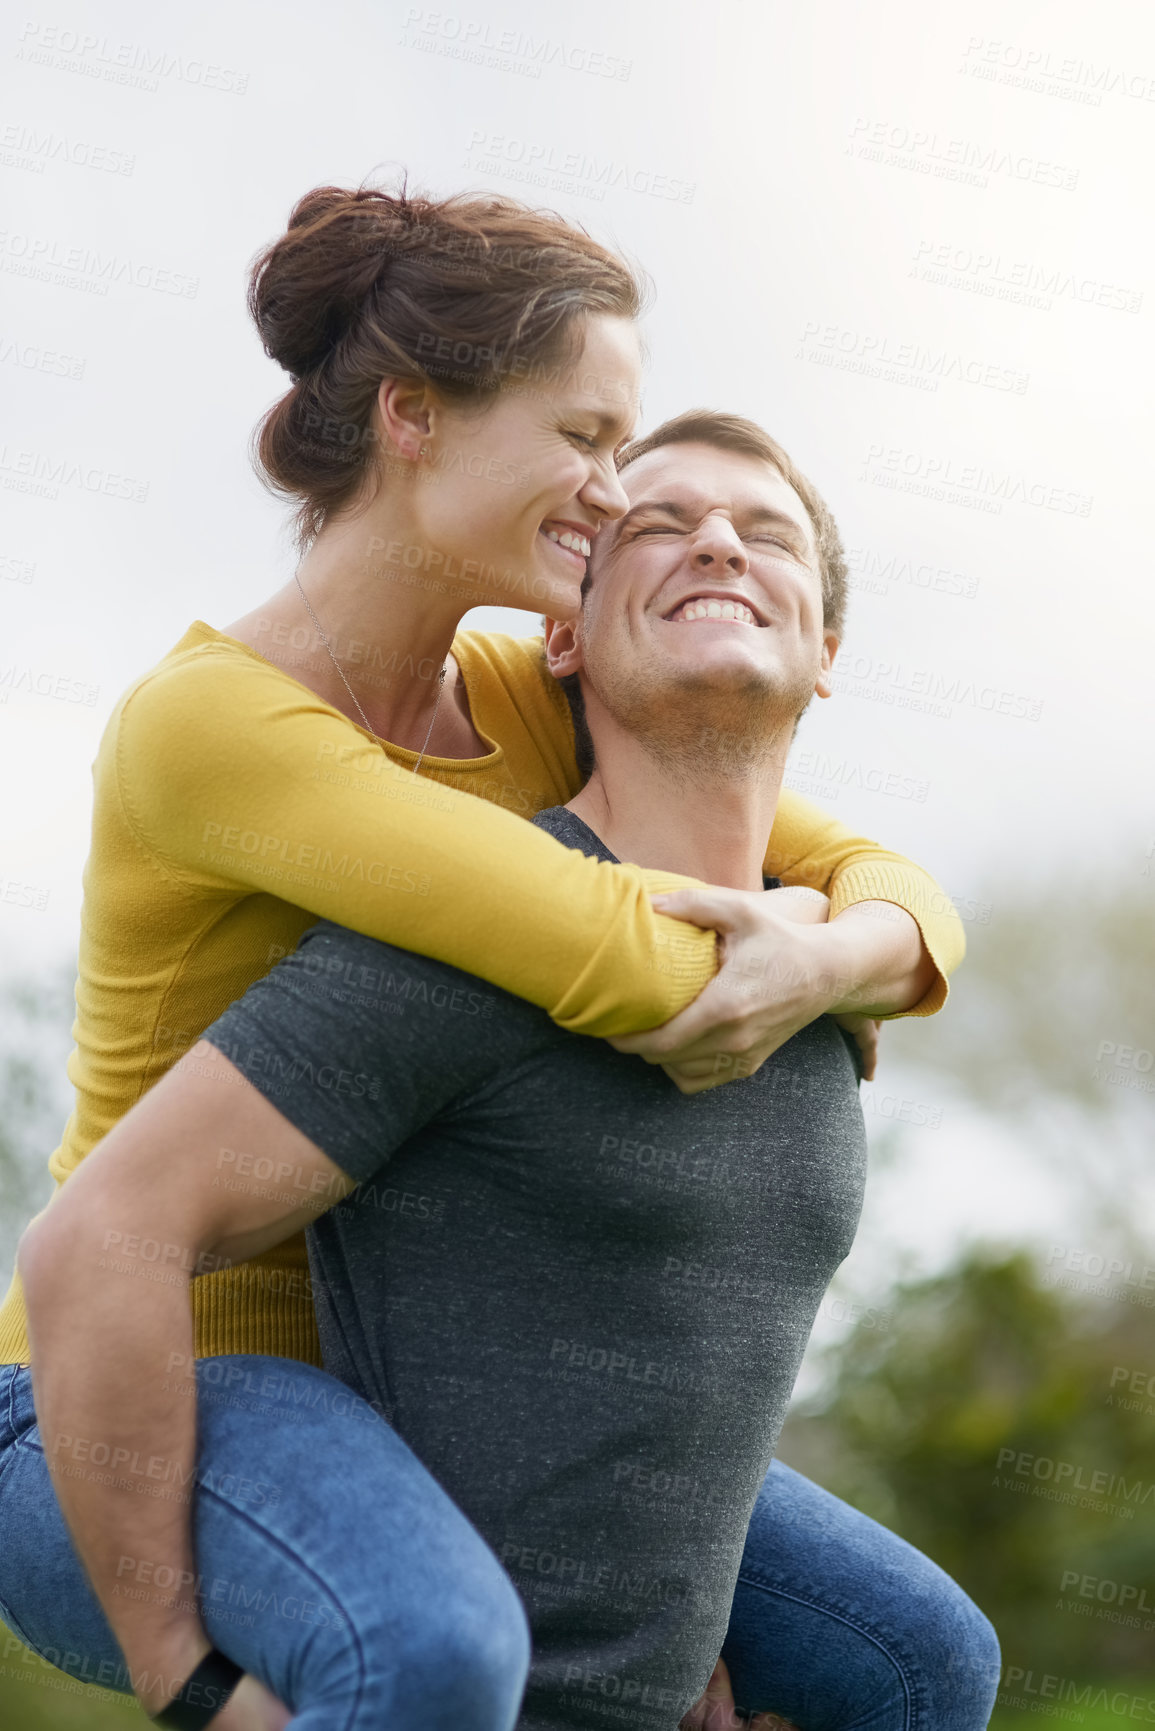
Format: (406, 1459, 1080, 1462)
(581, 461, 631, 522)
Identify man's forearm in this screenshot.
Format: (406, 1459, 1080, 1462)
(19, 1208, 214, 1714)
(824, 901, 938, 1017)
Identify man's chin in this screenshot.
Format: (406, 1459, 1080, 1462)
(604, 679, 806, 773)
(660, 661, 809, 716)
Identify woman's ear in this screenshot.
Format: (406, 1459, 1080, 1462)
(543, 616, 584, 682)
(375, 376, 434, 460)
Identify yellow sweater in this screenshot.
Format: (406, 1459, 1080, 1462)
(0, 621, 963, 1368)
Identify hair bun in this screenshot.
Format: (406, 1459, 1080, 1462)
(285, 186, 355, 233)
(249, 176, 643, 550)
(248, 185, 409, 379)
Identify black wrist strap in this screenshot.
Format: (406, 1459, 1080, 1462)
(152, 1648, 245, 1729)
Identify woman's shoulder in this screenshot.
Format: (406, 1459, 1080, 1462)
(113, 620, 310, 736)
(129, 619, 282, 692)
(451, 627, 576, 790)
(123, 621, 557, 721)
(451, 625, 545, 679)
(452, 627, 569, 722)
(100, 619, 338, 819)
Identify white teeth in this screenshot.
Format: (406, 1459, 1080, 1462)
(544, 528, 591, 557)
(670, 597, 757, 624)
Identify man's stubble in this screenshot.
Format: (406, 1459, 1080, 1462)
(583, 651, 818, 789)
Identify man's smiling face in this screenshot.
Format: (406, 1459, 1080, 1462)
(547, 440, 840, 768)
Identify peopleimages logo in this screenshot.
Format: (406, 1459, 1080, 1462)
(998, 1667, 1155, 1717)
(0, 122, 135, 176)
(845, 545, 979, 600)
(14, 22, 249, 94)
(1059, 1569, 1155, 1615)
(796, 321, 1028, 395)
(0, 663, 100, 704)
(861, 442, 1093, 518)
(785, 751, 930, 804)
(399, 10, 632, 80)
(0, 335, 85, 379)
(0, 445, 148, 502)
(847, 116, 1079, 190)
(0, 230, 198, 298)
(0, 876, 49, 910)
(829, 652, 1043, 724)
(911, 239, 1142, 315)
(959, 36, 1155, 105)
(990, 1449, 1147, 1521)
(465, 132, 695, 204)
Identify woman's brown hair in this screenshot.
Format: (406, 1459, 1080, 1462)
(248, 181, 646, 546)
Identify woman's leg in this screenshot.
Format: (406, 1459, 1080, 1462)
(721, 1460, 1001, 1731)
(0, 1357, 529, 1730)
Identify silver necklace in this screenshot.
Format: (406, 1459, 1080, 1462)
(292, 569, 447, 779)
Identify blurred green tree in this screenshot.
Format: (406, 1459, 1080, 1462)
(0, 961, 77, 1284)
(782, 874, 1155, 1704)
(780, 1250, 1155, 1684)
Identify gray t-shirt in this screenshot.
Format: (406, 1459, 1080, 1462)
(202, 807, 868, 1731)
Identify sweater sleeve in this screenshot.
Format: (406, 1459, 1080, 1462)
(114, 646, 717, 1038)
(763, 790, 964, 1017)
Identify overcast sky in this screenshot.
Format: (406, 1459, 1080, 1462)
(3, 0, 1154, 965)
(2, 0, 1152, 1287)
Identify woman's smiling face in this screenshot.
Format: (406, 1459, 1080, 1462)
(403, 314, 643, 622)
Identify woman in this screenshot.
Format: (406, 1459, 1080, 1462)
(1, 183, 988, 1727)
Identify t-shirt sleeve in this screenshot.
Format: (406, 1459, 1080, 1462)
(113, 642, 718, 1038)
(199, 922, 526, 1185)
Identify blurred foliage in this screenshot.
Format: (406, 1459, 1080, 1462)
(884, 878, 1155, 1240)
(888, 877, 1154, 1113)
(0, 961, 77, 1283)
(780, 1250, 1155, 1691)
(0, 1636, 142, 1727)
(780, 874, 1155, 1708)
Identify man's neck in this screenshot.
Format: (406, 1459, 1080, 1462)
(565, 730, 788, 891)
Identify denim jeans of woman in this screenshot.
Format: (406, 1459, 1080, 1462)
(0, 1357, 1000, 1730)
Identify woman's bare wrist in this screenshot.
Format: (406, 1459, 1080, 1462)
(823, 901, 933, 1016)
(768, 885, 832, 926)
(129, 1624, 214, 1717)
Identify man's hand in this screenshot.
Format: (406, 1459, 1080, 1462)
(680, 1657, 799, 1731)
(608, 886, 851, 1094)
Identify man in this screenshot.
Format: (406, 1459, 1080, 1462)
(18, 413, 998, 1731)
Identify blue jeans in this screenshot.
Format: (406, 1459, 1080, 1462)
(724, 1460, 1001, 1727)
(0, 1358, 999, 1729)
